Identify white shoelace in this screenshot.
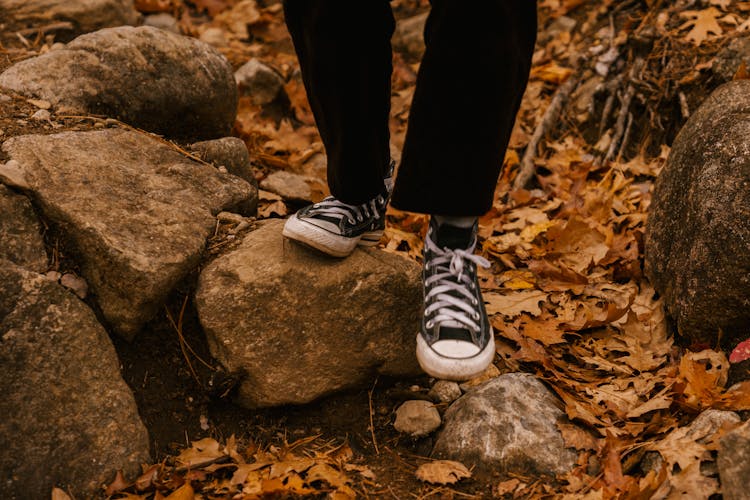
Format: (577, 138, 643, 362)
(307, 195, 385, 224)
(423, 235, 491, 334)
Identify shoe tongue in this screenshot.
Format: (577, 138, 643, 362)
(435, 223, 474, 250)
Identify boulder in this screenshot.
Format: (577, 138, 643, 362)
(0, 184, 47, 272)
(432, 373, 577, 476)
(0, 129, 254, 339)
(0, 0, 139, 38)
(718, 419, 750, 500)
(645, 81, 750, 347)
(194, 219, 422, 407)
(0, 260, 150, 499)
(0, 26, 236, 139)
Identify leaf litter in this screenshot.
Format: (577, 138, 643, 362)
(82, 0, 750, 497)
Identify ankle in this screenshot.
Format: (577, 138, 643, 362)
(430, 215, 478, 250)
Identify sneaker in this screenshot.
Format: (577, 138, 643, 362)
(416, 217, 495, 381)
(282, 162, 394, 257)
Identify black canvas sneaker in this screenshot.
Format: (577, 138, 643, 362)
(416, 217, 495, 380)
(282, 163, 394, 257)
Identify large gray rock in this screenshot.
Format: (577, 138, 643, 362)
(0, 129, 254, 339)
(645, 81, 750, 347)
(0, 0, 139, 38)
(0, 260, 150, 499)
(0, 185, 47, 272)
(194, 219, 422, 408)
(718, 419, 750, 500)
(0, 26, 236, 139)
(433, 373, 577, 476)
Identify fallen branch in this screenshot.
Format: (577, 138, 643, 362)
(603, 57, 644, 165)
(513, 68, 581, 191)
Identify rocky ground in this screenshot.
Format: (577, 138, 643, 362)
(2, 0, 750, 499)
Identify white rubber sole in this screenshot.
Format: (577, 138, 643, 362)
(416, 330, 495, 381)
(282, 215, 383, 258)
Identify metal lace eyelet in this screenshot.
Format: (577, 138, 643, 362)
(348, 218, 355, 224)
(426, 320, 434, 329)
(472, 298, 478, 305)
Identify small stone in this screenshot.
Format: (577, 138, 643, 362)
(228, 220, 251, 234)
(190, 137, 257, 187)
(428, 381, 462, 404)
(260, 170, 313, 203)
(45, 271, 61, 282)
(235, 58, 284, 105)
(394, 400, 442, 438)
(31, 109, 51, 121)
(0, 94, 11, 102)
(143, 13, 180, 34)
(60, 273, 88, 299)
(200, 27, 228, 48)
(217, 211, 245, 224)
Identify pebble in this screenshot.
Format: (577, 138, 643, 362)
(45, 271, 62, 282)
(428, 381, 462, 404)
(393, 400, 441, 437)
(0, 94, 10, 103)
(31, 109, 51, 122)
(60, 273, 88, 299)
(200, 27, 228, 48)
(217, 211, 245, 224)
(143, 13, 180, 34)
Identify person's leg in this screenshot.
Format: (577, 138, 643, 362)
(391, 0, 537, 380)
(391, 0, 537, 215)
(283, 0, 394, 204)
(282, 0, 396, 257)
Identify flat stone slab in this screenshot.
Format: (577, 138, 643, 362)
(0, 184, 47, 272)
(195, 219, 422, 407)
(0, 128, 255, 339)
(0, 26, 237, 139)
(0, 260, 150, 498)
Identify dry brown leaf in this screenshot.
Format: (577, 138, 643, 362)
(104, 469, 130, 496)
(175, 437, 226, 468)
(415, 460, 471, 485)
(165, 482, 194, 500)
(679, 8, 723, 45)
(51, 488, 72, 500)
(485, 290, 548, 318)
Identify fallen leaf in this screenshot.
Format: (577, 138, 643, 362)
(175, 437, 226, 468)
(415, 460, 471, 484)
(104, 469, 130, 496)
(679, 8, 723, 45)
(729, 338, 750, 363)
(51, 488, 72, 500)
(485, 290, 548, 318)
(165, 483, 194, 500)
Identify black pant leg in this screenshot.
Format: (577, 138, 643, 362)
(283, 0, 395, 205)
(390, 0, 537, 216)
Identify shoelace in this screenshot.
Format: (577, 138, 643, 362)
(423, 234, 491, 334)
(307, 194, 385, 225)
